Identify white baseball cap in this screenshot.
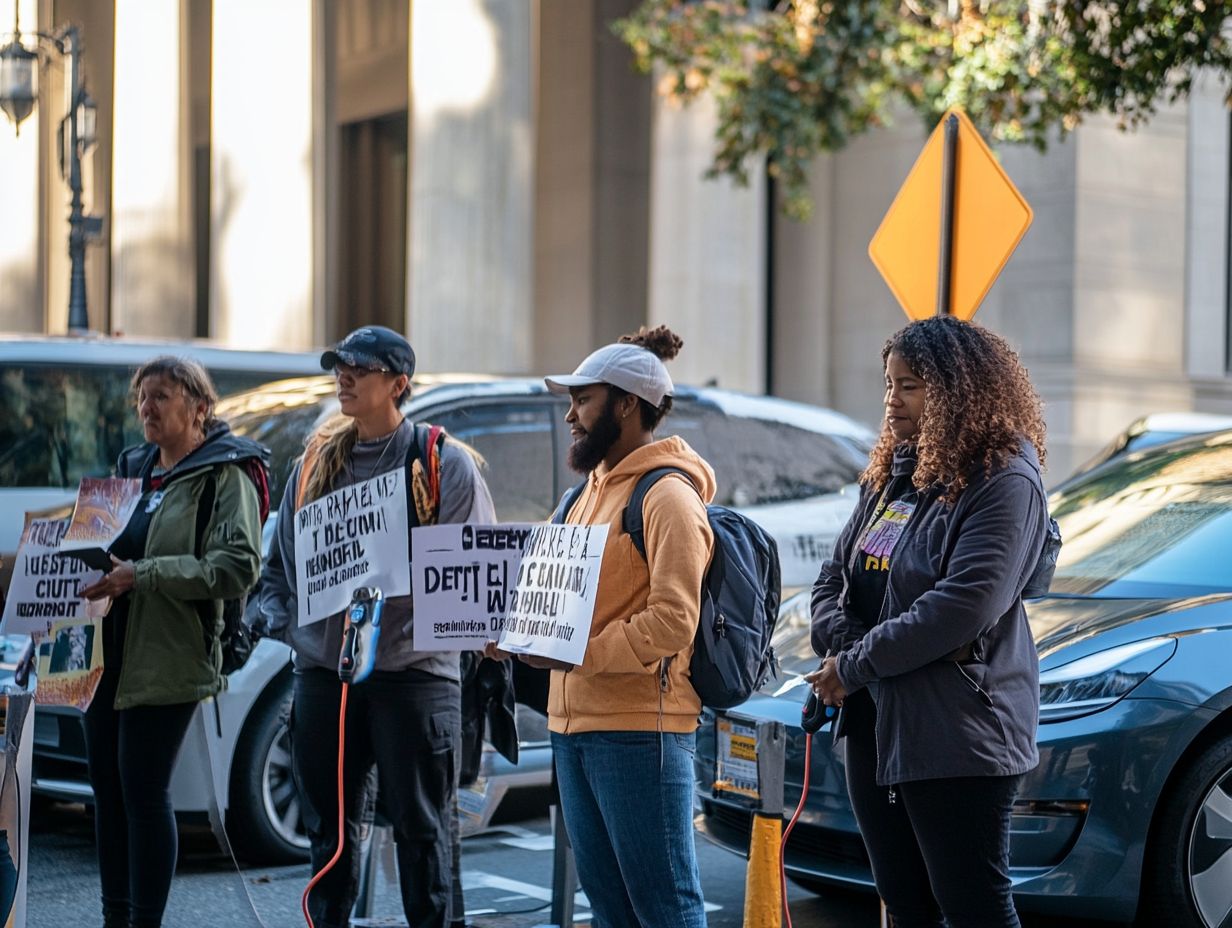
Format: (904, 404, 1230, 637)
(545, 343, 675, 407)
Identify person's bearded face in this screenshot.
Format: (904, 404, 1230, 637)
(567, 390, 623, 473)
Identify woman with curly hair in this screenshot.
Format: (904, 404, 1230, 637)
(808, 315, 1050, 928)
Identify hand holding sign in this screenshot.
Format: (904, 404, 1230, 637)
(496, 522, 608, 666)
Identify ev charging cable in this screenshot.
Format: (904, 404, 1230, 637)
(301, 587, 384, 928)
(782, 686, 835, 928)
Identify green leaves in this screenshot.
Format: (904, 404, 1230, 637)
(615, 1, 1232, 219)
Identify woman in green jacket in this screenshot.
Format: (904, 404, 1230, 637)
(81, 357, 265, 928)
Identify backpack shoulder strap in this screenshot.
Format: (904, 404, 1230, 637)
(622, 466, 694, 561)
(406, 422, 446, 528)
(552, 481, 588, 524)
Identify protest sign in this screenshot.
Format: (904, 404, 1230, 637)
(57, 477, 142, 571)
(1, 518, 107, 637)
(497, 523, 608, 666)
(34, 618, 104, 713)
(411, 523, 535, 650)
(293, 468, 411, 626)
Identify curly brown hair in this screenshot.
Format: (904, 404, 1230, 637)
(861, 316, 1046, 503)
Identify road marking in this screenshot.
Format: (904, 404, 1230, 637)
(462, 869, 721, 917)
(463, 869, 591, 909)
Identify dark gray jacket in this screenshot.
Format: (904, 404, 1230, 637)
(811, 441, 1047, 785)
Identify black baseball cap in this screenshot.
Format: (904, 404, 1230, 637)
(320, 326, 416, 376)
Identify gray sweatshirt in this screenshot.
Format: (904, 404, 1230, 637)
(250, 420, 497, 680)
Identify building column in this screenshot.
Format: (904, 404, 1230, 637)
(647, 93, 766, 393)
(409, 0, 534, 373)
(0, 0, 40, 333)
(109, 0, 192, 337)
(210, 0, 315, 350)
(771, 155, 836, 406)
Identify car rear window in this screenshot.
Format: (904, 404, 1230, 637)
(0, 364, 310, 489)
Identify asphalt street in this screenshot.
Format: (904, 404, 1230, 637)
(26, 800, 1122, 928)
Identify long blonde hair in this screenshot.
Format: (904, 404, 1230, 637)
(299, 414, 358, 505)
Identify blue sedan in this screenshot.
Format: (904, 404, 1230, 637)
(695, 429, 1232, 926)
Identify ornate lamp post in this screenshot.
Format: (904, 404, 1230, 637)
(0, 9, 102, 332)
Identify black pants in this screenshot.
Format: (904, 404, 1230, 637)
(82, 662, 197, 928)
(844, 688, 1023, 928)
(291, 667, 461, 928)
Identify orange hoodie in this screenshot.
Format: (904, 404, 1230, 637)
(548, 436, 716, 734)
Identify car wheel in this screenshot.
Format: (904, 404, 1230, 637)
(227, 685, 310, 865)
(1140, 732, 1232, 928)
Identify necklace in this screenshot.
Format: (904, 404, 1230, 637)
(160, 433, 204, 472)
(356, 419, 404, 482)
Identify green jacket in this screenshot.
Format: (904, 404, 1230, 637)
(112, 429, 264, 709)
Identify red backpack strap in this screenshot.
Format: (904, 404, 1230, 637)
(242, 457, 272, 524)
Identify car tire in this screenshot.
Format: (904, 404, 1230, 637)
(1139, 732, 1232, 928)
(226, 683, 311, 865)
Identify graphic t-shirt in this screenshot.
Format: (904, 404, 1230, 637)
(847, 475, 919, 627)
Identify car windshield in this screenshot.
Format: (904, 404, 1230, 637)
(0, 364, 302, 489)
(1049, 435, 1232, 598)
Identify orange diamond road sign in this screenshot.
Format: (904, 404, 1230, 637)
(869, 108, 1033, 321)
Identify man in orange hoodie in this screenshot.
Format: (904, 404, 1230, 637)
(529, 325, 715, 928)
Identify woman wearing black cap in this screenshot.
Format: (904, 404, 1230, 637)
(249, 326, 496, 928)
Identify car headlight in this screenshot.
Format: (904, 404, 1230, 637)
(1038, 637, 1176, 722)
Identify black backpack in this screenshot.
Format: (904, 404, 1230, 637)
(555, 468, 781, 709)
(192, 460, 272, 675)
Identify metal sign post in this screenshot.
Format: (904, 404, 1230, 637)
(936, 113, 959, 317)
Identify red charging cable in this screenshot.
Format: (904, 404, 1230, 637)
(779, 731, 814, 928)
(301, 682, 350, 928)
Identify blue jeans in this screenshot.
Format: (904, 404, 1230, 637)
(551, 730, 706, 928)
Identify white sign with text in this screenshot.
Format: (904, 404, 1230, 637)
(1, 518, 107, 636)
(411, 523, 536, 650)
(497, 523, 608, 666)
(293, 470, 411, 626)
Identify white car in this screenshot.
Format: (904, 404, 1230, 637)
(0, 334, 322, 589)
(26, 372, 875, 863)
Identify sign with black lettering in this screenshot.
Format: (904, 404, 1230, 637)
(293, 469, 410, 626)
(497, 523, 608, 666)
(1, 518, 108, 636)
(411, 523, 536, 650)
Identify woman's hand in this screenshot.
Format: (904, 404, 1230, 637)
(80, 555, 137, 601)
(517, 653, 573, 672)
(804, 655, 848, 707)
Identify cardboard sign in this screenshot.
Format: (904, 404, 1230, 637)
(293, 469, 411, 626)
(1, 518, 107, 637)
(497, 523, 608, 666)
(411, 523, 536, 650)
(57, 477, 143, 571)
(34, 618, 104, 713)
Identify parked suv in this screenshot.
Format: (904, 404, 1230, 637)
(27, 371, 875, 864)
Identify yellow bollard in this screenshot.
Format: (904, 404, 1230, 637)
(743, 811, 783, 928)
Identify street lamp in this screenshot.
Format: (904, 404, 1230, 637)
(0, 10, 103, 332)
